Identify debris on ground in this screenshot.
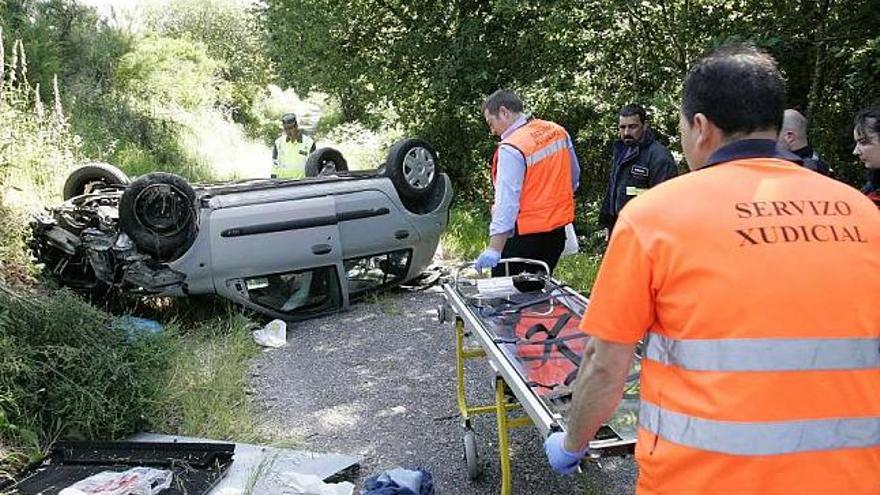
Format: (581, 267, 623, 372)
(252, 319, 287, 348)
(363, 467, 434, 495)
(279, 472, 354, 495)
(130, 433, 361, 494)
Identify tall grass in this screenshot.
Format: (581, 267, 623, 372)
(147, 310, 262, 442)
(441, 205, 490, 260)
(0, 288, 175, 473)
(0, 31, 264, 482)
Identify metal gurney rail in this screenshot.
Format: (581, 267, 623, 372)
(438, 259, 640, 495)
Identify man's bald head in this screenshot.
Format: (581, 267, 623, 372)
(778, 109, 809, 151)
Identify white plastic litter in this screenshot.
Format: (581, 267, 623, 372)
(561, 223, 579, 257)
(253, 319, 287, 348)
(278, 472, 354, 495)
(59, 467, 172, 495)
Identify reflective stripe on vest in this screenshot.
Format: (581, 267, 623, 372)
(645, 332, 880, 372)
(640, 400, 880, 455)
(524, 136, 569, 167)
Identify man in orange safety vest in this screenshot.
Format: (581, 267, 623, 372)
(544, 44, 880, 495)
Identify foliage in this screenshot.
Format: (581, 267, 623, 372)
(0, 287, 173, 449)
(145, 309, 262, 442)
(142, 0, 274, 129)
(116, 35, 223, 113)
(0, 0, 131, 104)
(0, 25, 80, 282)
(264, 0, 880, 198)
(441, 204, 490, 261)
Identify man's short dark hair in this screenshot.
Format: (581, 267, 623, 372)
(482, 89, 524, 116)
(281, 113, 298, 126)
(854, 107, 880, 138)
(682, 44, 785, 136)
(619, 104, 646, 124)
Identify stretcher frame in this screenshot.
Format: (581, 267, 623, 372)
(439, 259, 637, 495)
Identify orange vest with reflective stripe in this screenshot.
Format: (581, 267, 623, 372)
(636, 159, 880, 494)
(492, 119, 574, 235)
(583, 156, 880, 495)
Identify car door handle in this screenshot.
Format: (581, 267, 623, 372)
(394, 229, 410, 240)
(312, 244, 333, 255)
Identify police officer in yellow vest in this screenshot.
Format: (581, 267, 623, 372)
(272, 113, 316, 179)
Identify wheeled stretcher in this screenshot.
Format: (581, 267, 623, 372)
(438, 259, 640, 494)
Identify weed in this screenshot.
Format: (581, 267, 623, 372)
(147, 309, 263, 443)
(441, 205, 490, 261)
(0, 285, 173, 455)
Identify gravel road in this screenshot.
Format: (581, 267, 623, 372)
(250, 286, 637, 494)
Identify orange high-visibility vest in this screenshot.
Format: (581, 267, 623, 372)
(492, 119, 574, 235)
(581, 155, 880, 494)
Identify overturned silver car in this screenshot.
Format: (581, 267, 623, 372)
(32, 138, 452, 320)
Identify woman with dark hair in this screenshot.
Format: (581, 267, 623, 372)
(853, 106, 880, 207)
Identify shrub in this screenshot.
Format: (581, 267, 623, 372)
(115, 35, 224, 114)
(141, 0, 273, 130)
(0, 287, 173, 450)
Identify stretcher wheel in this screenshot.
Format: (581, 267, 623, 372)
(463, 429, 480, 480)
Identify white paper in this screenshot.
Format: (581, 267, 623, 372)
(561, 223, 579, 257)
(278, 472, 354, 495)
(476, 277, 518, 298)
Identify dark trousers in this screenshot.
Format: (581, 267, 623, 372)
(491, 226, 566, 277)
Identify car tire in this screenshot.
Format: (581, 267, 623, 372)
(305, 147, 348, 177)
(384, 138, 440, 202)
(63, 162, 130, 200)
(119, 172, 197, 261)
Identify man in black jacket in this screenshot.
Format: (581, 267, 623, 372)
(599, 104, 678, 235)
(778, 109, 831, 176)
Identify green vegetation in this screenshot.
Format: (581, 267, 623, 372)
(0, 1, 269, 479)
(2, 0, 878, 484)
(265, 0, 880, 194)
(0, 287, 261, 478)
(0, 288, 173, 475)
(148, 311, 262, 442)
(442, 206, 490, 261)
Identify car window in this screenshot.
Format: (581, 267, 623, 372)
(345, 250, 411, 299)
(244, 266, 342, 319)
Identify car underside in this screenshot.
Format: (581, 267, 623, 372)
(31, 138, 453, 320)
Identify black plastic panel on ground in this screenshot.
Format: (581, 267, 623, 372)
(1, 441, 234, 495)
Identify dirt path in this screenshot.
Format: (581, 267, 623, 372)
(250, 287, 636, 494)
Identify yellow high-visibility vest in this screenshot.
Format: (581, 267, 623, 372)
(273, 135, 314, 178)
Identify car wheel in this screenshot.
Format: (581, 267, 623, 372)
(63, 162, 130, 200)
(119, 172, 197, 261)
(384, 138, 440, 202)
(305, 147, 348, 177)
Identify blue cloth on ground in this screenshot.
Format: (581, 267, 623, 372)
(362, 467, 433, 495)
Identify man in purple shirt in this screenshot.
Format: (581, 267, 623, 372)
(475, 89, 580, 275)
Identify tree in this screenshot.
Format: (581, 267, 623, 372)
(265, 0, 879, 197)
(143, 0, 274, 126)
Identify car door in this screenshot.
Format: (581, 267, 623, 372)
(334, 189, 420, 297)
(209, 195, 345, 320)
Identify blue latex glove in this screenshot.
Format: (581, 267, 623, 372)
(544, 432, 588, 475)
(474, 248, 502, 272)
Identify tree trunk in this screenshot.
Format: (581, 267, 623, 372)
(806, 0, 833, 121)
